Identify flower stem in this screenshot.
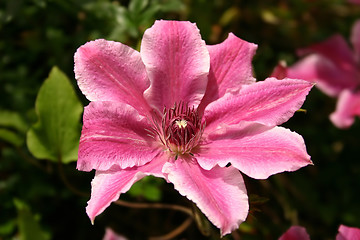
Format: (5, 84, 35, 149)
(114, 200, 195, 239)
(16, 147, 49, 172)
(57, 156, 89, 197)
(114, 199, 193, 216)
(148, 217, 193, 240)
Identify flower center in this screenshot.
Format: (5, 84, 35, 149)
(151, 102, 204, 158)
(175, 119, 187, 129)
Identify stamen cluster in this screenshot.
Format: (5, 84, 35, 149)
(151, 102, 204, 158)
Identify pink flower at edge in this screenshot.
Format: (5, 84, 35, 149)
(103, 228, 128, 240)
(337, 225, 360, 240)
(74, 20, 313, 236)
(279, 225, 360, 240)
(272, 20, 360, 129)
(348, 0, 360, 5)
(279, 226, 310, 240)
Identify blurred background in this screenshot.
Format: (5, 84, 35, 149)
(1, 0, 360, 239)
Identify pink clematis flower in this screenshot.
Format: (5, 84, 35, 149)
(280, 225, 360, 240)
(272, 20, 360, 129)
(279, 226, 310, 240)
(74, 20, 313, 236)
(348, 0, 360, 4)
(337, 225, 360, 240)
(103, 228, 128, 240)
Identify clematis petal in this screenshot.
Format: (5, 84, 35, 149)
(163, 159, 248, 236)
(279, 226, 310, 240)
(204, 78, 313, 129)
(285, 54, 355, 96)
(298, 34, 357, 72)
(78, 101, 162, 171)
(74, 39, 151, 113)
(336, 225, 360, 240)
(141, 20, 209, 112)
(351, 20, 360, 62)
(103, 228, 128, 240)
(348, 0, 360, 4)
(199, 33, 257, 112)
(330, 89, 360, 129)
(271, 61, 288, 80)
(86, 154, 166, 222)
(197, 122, 312, 179)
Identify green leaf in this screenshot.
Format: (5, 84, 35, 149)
(0, 110, 28, 133)
(0, 110, 28, 146)
(156, 0, 185, 12)
(0, 219, 16, 236)
(143, 184, 162, 201)
(0, 128, 24, 146)
(129, 0, 149, 14)
(128, 176, 163, 201)
(26, 66, 83, 164)
(14, 199, 49, 240)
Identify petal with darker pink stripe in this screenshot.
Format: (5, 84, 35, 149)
(141, 20, 209, 111)
(78, 101, 161, 171)
(75, 39, 151, 113)
(163, 159, 248, 236)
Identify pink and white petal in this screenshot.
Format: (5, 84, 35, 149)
(351, 20, 360, 63)
(141, 20, 210, 112)
(199, 33, 257, 112)
(330, 89, 360, 129)
(78, 101, 162, 171)
(298, 34, 357, 71)
(279, 226, 310, 240)
(163, 159, 248, 236)
(336, 225, 360, 240)
(204, 78, 313, 130)
(74, 39, 151, 113)
(197, 123, 312, 179)
(86, 153, 166, 222)
(288, 54, 358, 96)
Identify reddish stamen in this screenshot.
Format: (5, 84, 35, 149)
(151, 102, 204, 158)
